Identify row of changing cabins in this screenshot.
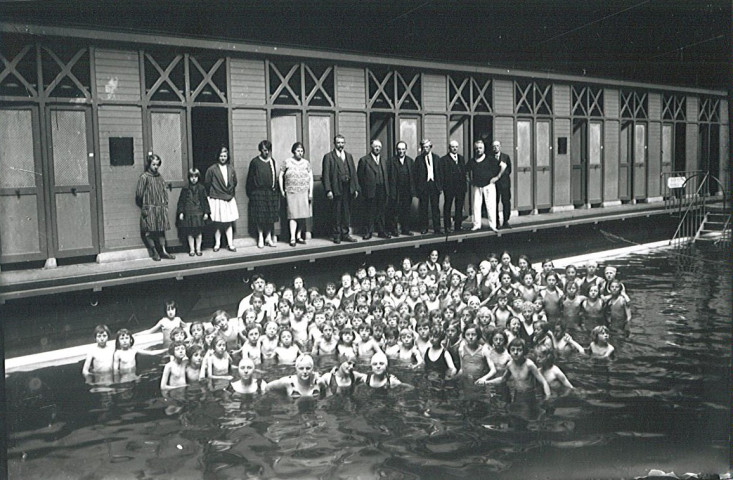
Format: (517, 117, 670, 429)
(0, 22, 729, 268)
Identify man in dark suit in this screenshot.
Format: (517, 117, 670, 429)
(357, 139, 391, 240)
(413, 139, 443, 234)
(386, 140, 415, 236)
(440, 140, 468, 232)
(492, 140, 512, 228)
(322, 134, 359, 243)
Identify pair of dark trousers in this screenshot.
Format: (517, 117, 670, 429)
(443, 190, 466, 230)
(330, 182, 352, 238)
(418, 181, 441, 231)
(364, 184, 387, 234)
(496, 186, 511, 224)
(389, 188, 412, 233)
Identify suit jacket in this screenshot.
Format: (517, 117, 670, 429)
(205, 162, 237, 200)
(439, 153, 467, 195)
(387, 155, 415, 198)
(494, 152, 512, 189)
(357, 154, 389, 199)
(413, 152, 443, 195)
(322, 149, 359, 197)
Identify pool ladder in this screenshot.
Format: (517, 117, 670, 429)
(669, 172, 730, 249)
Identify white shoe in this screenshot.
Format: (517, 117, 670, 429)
(471, 226, 481, 231)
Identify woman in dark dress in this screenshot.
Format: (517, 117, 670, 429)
(177, 168, 210, 256)
(136, 152, 175, 261)
(246, 140, 280, 249)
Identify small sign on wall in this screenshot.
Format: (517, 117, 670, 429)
(110, 137, 134, 166)
(667, 176, 686, 189)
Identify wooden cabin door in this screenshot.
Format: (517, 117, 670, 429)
(149, 109, 188, 243)
(633, 123, 647, 199)
(398, 116, 420, 161)
(570, 120, 587, 207)
(46, 106, 99, 258)
(534, 120, 552, 210)
(588, 121, 603, 204)
(619, 121, 632, 201)
(515, 120, 533, 211)
(661, 124, 673, 188)
(0, 106, 47, 263)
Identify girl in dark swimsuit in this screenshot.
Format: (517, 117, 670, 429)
(424, 327, 457, 381)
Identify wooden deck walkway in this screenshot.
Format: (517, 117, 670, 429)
(0, 202, 674, 303)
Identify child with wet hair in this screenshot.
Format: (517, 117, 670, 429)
(424, 327, 457, 380)
(538, 351, 574, 394)
(161, 341, 188, 390)
(234, 324, 263, 365)
(259, 321, 280, 361)
(274, 328, 302, 365)
(588, 325, 615, 358)
(113, 328, 166, 373)
(137, 300, 187, 346)
(485, 338, 551, 399)
(82, 324, 115, 376)
(185, 344, 205, 384)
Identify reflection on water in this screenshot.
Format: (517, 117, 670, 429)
(6, 247, 731, 479)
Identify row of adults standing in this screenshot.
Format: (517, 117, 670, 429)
(323, 135, 513, 243)
(136, 136, 512, 259)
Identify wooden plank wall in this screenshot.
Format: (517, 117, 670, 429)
(647, 92, 662, 197)
(603, 89, 619, 203)
(94, 49, 140, 102)
(232, 108, 268, 236)
(493, 79, 513, 115)
(336, 67, 366, 110)
(494, 116, 515, 208)
(338, 112, 367, 157)
(603, 120, 619, 203)
(97, 106, 144, 250)
(553, 84, 571, 208)
(422, 74, 446, 112)
(424, 115, 447, 157)
(230, 59, 266, 106)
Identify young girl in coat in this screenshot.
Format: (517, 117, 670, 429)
(177, 168, 210, 256)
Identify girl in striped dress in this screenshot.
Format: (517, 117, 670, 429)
(136, 152, 175, 261)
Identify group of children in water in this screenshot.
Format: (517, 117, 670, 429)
(82, 250, 632, 400)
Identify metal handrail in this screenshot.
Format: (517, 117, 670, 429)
(670, 172, 710, 245)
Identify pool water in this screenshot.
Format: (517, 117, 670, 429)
(5, 246, 731, 479)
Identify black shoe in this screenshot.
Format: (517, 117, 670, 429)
(296, 237, 306, 245)
(421, 229, 429, 235)
(333, 237, 341, 244)
(390, 231, 399, 238)
(503, 222, 512, 229)
(151, 252, 161, 261)
(378, 232, 391, 239)
(343, 235, 358, 243)
(454, 225, 463, 232)
(363, 233, 373, 240)
(160, 251, 176, 260)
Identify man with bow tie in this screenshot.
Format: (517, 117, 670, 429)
(414, 139, 444, 234)
(440, 140, 468, 232)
